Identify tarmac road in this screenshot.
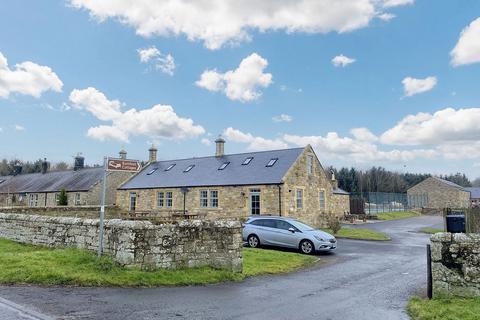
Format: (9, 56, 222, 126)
(0, 215, 443, 320)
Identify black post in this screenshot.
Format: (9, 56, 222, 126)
(427, 244, 432, 299)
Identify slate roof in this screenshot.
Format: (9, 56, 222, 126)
(0, 167, 105, 194)
(119, 147, 305, 190)
(333, 187, 349, 195)
(432, 177, 465, 189)
(464, 187, 480, 199)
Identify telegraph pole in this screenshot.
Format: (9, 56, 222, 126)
(98, 156, 107, 257)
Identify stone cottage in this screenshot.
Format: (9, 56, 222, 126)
(407, 177, 471, 209)
(464, 187, 480, 208)
(117, 139, 350, 226)
(0, 151, 133, 208)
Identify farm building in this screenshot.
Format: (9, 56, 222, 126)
(117, 139, 350, 227)
(0, 152, 134, 208)
(407, 177, 471, 209)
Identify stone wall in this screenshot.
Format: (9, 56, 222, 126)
(431, 232, 480, 297)
(0, 212, 242, 272)
(329, 193, 350, 216)
(408, 177, 470, 209)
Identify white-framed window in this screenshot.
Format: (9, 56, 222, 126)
(55, 193, 60, 205)
(29, 194, 38, 207)
(166, 191, 173, 207)
(319, 190, 326, 210)
(200, 190, 208, 207)
(157, 192, 164, 207)
(308, 155, 313, 175)
(74, 193, 81, 206)
(296, 189, 303, 209)
(129, 192, 137, 211)
(210, 190, 218, 208)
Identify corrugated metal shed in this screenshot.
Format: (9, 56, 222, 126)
(465, 187, 480, 199)
(0, 167, 104, 194)
(119, 147, 304, 190)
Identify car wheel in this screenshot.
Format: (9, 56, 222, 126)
(300, 240, 314, 254)
(247, 234, 260, 248)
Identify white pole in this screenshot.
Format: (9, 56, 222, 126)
(98, 156, 107, 257)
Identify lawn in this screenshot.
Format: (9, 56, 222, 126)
(321, 228, 390, 241)
(376, 211, 420, 221)
(418, 227, 444, 234)
(408, 296, 480, 320)
(0, 239, 316, 287)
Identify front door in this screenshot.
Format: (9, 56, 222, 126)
(250, 189, 261, 215)
(129, 192, 137, 211)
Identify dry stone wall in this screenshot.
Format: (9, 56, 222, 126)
(431, 232, 480, 297)
(0, 212, 242, 272)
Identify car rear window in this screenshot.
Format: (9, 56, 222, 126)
(250, 219, 276, 228)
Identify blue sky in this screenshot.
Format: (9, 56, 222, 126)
(1, 0, 480, 178)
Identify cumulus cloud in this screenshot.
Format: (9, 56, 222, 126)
(350, 127, 377, 141)
(0, 52, 63, 98)
(223, 127, 288, 151)
(273, 114, 293, 123)
(196, 53, 272, 102)
(380, 107, 480, 146)
(137, 46, 175, 75)
(14, 124, 25, 131)
(69, 0, 410, 50)
(69, 87, 205, 143)
(331, 54, 356, 67)
(451, 17, 480, 66)
(402, 76, 437, 97)
(377, 13, 396, 21)
(201, 138, 212, 146)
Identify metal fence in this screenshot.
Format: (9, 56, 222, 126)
(350, 192, 428, 215)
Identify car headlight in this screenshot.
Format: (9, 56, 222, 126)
(314, 235, 325, 242)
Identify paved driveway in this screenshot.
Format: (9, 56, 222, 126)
(0, 215, 442, 320)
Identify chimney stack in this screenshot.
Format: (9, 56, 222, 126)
(148, 145, 157, 163)
(119, 148, 127, 160)
(13, 161, 22, 176)
(41, 158, 48, 174)
(74, 154, 85, 171)
(215, 135, 225, 157)
(330, 170, 338, 189)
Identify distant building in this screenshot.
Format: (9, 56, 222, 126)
(407, 177, 471, 209)
(464, 187, 480, 208)
(117, 139, 350, 226)
(0, 152, 134, 208)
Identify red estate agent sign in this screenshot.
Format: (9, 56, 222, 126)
(107, 158, 141, 172)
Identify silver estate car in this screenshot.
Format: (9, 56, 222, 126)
(243, 216, 337, 254)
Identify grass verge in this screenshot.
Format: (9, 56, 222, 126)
(376, 211, 420, 221)
(408, 296, 480, 320)
(322, 228, 390, 241)
(0, 239, 316, 287)
(418, 227, 444, 234)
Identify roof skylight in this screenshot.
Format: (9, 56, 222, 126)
(218, 162, 230, 170)
(165, 164, 176, 171)
(266, 158, 278, 167)
(146, 168, 158, 175)
(242, 157, 253, 165)
(184, 165, 195, 172)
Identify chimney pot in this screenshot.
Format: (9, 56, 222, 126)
(119, 149, 127, 160)
(41, 158, 48, 174)
(215, 135, 225, 157)
(148, 145, 157, 163)
(74, 154, 85, 171)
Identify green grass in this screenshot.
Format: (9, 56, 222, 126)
(408, 296, 480, 320)
(0, 239, 316, 287)
(418, 227, 444, 234)
(321, 228, 390, 241)
(376, 211, 420, 221)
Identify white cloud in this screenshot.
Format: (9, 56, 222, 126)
(0, 52, 63, 98)
(14, 124, 25, 131)
(69, 0, 410, 50)
(201, 138, 212, 146)
(273, 114, 293, 123)
(196, 53, 272, 102)
(0, 127, 3, 133)
(331, 54, 356, 67)
(381, 107, 480, 146)
(69, 87, 205, 143)
(223, 127, 288, 151)
(402, 76, 437, 97)
(377, 13, 396, 21)
(382, 0, 414, 8)
(451, 18, 480, 66)
(137, 46, 175, 75)
(350, 127, 377, 141)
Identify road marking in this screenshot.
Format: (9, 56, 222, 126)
(0, 296, 53, 320)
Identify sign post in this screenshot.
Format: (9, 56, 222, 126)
(97, 157, 141, 257)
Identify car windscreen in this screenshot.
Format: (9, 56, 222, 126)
(290, 220, 315, 231)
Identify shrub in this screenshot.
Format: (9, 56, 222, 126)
(327, 215, 342, 235)
(58, 189, 68, 206)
